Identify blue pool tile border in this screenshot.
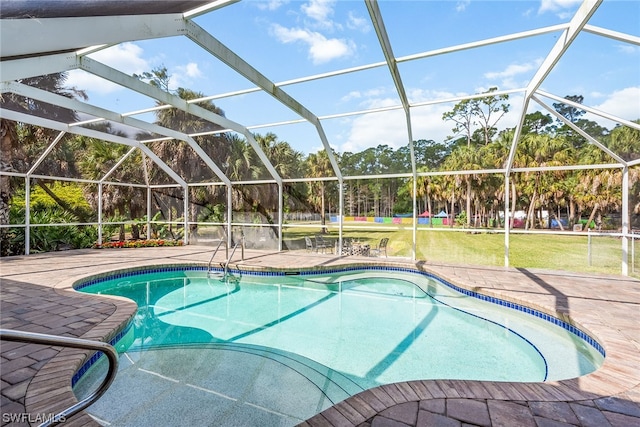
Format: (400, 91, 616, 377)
(73, 264, 606, 361)
(71, 322, 133, 386)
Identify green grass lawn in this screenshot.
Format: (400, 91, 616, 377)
(282, 223, 639, 278)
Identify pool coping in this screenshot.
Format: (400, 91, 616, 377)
(2, 247, 639, 426)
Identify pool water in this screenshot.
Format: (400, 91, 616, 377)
(75, 268, 603, 425)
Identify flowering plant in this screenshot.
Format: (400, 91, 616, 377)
(93, 239, 183, 249)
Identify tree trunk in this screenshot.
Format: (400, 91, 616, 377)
(525, 189, 537, 230)
(550, 210, 564, 231)
(587, 203, 599, 230)
(466, 180, 472, 227)
(510, 181, 517, 229)
(450, 188, 455, 228)
(569, 198, 576, 227)
(1, 119, 16, 230)
(320, 182, 327, 233)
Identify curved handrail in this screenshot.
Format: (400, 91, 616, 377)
(224, 241, 241, 277)
(0, 329, 119, 427)
(207, 238, 227, 274)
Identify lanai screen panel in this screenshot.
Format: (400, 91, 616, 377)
(1, 0, 639, 274)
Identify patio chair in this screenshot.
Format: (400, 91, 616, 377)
(304, 236, 315, 252)
(370, 237, 389, 257)
(315, 235, 333, 254)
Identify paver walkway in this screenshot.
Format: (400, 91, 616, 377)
(1, 247, 639, 426)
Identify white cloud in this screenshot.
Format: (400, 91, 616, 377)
(271, 24, 355, 64)
(257, 0, 289, 11)
(67, 43, 150, 95)
(91, 42, 149, 74)
(616, 44, 640, 55)
(336, 89, 531, 153)
(309, 37, 355, 64)
(456, 1, 471, 12)
(300, 0, 341, 32)
(339, 102, 466, 153)
(301, 0, 335, 23)
(343, 88, 387, 104)
(183, 63, 203, 79)
(484, 58, 543, 89)
(485, 61, 539, 80)
(339, 89, 451, 152)
(538, 0, 582, 15)
(592, 87, 640, 122)
(66, 69, 120, 96)
(338, 109, 406, 153)
(341, 90, 362, 103)
(170, 62, 203, 89)
(347, 11, 370, 33)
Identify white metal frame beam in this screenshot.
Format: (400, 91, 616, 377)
(365, 0, 417, 260)
(506, 0, 603, 175)
(184, 20, 343, 182)
(0, 14, 187, 58)
(0, 52, 80, 82)
(0, 0, 633, 275)
(78, 57, 282, 186)
(537, 90, 640, 132)
(191, 24, 569, 106)
(502, 0, 603, 267)
(5, 81, 232, 186)
(1, 109, 187, 188)
(533, 95, 628, 166)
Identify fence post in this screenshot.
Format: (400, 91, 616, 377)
(633, 230, 636, 274)
(587, 228, 592, 267)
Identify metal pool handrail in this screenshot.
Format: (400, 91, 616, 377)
(0, 329, 119, 427)
(208, 228, 230, 275)
(207, 237, 228, 274)
(224, 240, 241, 277)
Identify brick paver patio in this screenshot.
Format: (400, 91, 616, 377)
(1, 246, 639, 426)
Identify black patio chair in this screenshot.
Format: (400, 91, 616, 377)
(315, 235, 333, 254)
(304, 236, 315, 252)
(370, 237, 389, 257)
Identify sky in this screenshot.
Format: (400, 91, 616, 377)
(67, 0, 640, 157)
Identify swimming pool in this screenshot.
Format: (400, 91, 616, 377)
(74, 266, 604, 425)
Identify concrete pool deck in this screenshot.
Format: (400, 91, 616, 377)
(1, 246, 639, 426)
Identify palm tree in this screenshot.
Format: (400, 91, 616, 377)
(415, 170, 445, 228)
(512, 134, 574, 229)
(306, 150, 334, 232)
(442, 145, 481, 226)
(229, 133, 304, 226)
(0, 119, 17, 230)
(608, 121, 640, 162)
(134, 68, 232, 236)
(575, 142, 639, 230)
(1, 73, 87, 253)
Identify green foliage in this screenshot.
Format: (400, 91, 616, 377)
(8, 207, 97, 253)
(455, 211, 468, 226)
(197, 204, 225, 223)
(12, 182, 91, 215)
(101, 215, 126, 243)
(147, 212, 170, 239)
